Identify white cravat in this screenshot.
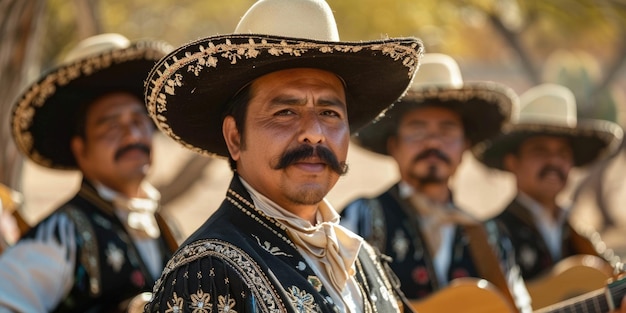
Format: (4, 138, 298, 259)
(240, 178, 364, 313)
(95, 182, 161, 239)
(94, 182, 163, 279)
(399, 182, 470, 287)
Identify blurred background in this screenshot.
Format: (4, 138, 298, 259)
(1, 0, 626, 255)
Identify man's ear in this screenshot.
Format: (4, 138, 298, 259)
(70, 136, 85, 167)
(223, 116, 241, 161)
(503, 154, 516, 172)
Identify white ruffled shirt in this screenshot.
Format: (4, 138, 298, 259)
(240, 178, 364, 313)
(516, 192, 570, 261)
(398, 182, 455, 287)
(0, 181, 163, 312)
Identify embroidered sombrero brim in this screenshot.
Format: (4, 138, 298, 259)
(11, 40, 173, 170)
(353, 82, 517, 155)
(472, 119, 624, 170)
(144, 34, 423, 158)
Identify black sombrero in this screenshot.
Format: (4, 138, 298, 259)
(353, 53, 518, 155)
(473, 83, 624, 170)
(144, 0, 423, 158)
(11, 33, 173, 170)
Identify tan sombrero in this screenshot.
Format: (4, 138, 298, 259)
(473, 83, 624, 170)
(144, 0, 423, 158)
(353, 53, 518, 155)
(11, 33, 173, 170)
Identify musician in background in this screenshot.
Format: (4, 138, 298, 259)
(0, 33, 179, 312)
(340, 53, 531, 312)
(473, 83, 623, 280)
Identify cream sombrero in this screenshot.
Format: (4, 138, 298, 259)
(11, 33, 173, 170)
(144, 0, 423, 158)
(473, 83, 624, 170)
(353, 53, 518, 155)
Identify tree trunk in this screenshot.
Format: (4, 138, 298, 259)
(0, 0, 47, 190)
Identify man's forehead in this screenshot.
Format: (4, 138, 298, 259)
(248, 68, 348, 107)
(87, 92, 145, 119)
(399, 106, 462, 123)
(251, 68, 345, 88)
(519, 135, 573, 151)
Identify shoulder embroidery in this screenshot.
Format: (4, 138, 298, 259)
(62, 205, 102, 296)
(368, 198, 387, 251)
(360, 243, 401, 310)
(190, 289, 211, 313)
(155, 239, 288, 313)
(165, 292, 184, 313)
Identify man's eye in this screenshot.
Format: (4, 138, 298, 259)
(321, 110, 339, 117)
(275, 109, 295, 116)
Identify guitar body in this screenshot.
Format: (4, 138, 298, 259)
(410, 278, 517, 313)
(527, 254, 613, 310)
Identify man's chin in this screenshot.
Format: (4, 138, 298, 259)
(119, 163, 151, 178)
(285, 182, 330, 205)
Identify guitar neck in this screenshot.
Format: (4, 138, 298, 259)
(537, 278, 626, 313)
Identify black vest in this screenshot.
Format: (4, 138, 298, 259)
(146, 175, 413, 313)
(21, 180, 174, 313)
(493, 198, 600, 280)
(341, 184, 512, 300)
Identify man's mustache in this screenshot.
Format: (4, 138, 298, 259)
(114, 143, 151, 161)
(412, 148, 451, 165)
(538, 165, 567, 182)
(273, 144, 348, 175)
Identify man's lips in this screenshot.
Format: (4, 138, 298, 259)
(292, 159, 327, 172)
(117, 148, 149, 160)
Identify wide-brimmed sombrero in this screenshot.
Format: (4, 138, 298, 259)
(144, 0, 423, 158)
(473, 83, 624, 170)
(11, 33, 172, 170)
(352, 53, 518, 155)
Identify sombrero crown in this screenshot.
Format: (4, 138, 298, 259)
(11, 33, 173, 170)
(354, 53, 518, 155)
(144, 0, 423, 158)
(473, 83, 624, 169)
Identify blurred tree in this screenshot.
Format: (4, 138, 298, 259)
(0, 0, 46, 189)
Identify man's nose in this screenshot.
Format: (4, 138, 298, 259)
(121, 121, 151, 140)
(298, 111, 325, 144)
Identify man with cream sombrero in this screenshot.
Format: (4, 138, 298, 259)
(142, 0, 422, 312)
(0, 33, 179, 312)
(473, 83, 623, 280)
(340, 53, 532, 312)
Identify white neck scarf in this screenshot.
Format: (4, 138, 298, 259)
(240, 179, 363, 293)
(94, 181, 161, 239)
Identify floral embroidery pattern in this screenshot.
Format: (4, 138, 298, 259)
(217, 295, 237, 313)
(307, 276, 322, 292)
(105, 242, 124, 272)
(412, 266, 429, 285)
(165, 293, 184, 313)
(190, 290, 212, 313)
(154, 239, 287, 313)
(287, 286, 317, 313)
(252, 234, 291, 257)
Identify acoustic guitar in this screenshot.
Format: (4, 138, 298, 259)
(535, 274, 626, 312)
(410, 278, 517, 313)
(409, 259, 623, 313)
(527, 254, 614, 310)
